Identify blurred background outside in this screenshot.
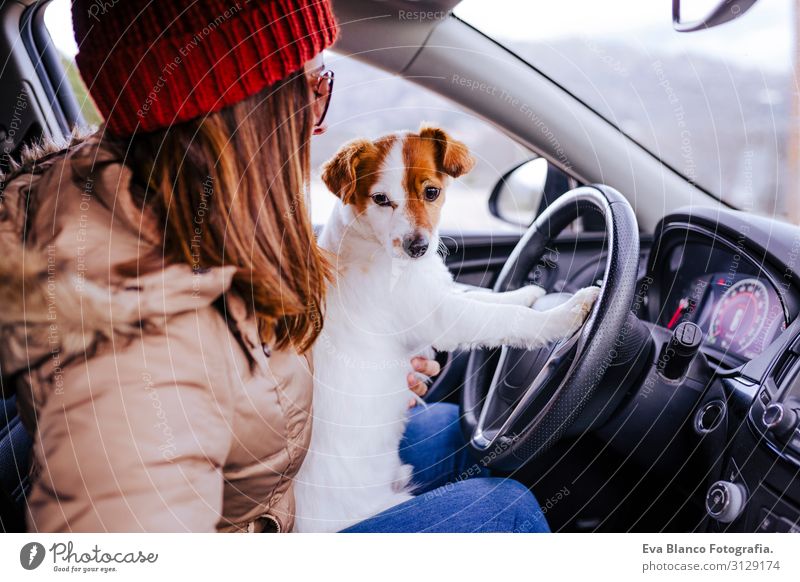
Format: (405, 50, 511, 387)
(44, 0, 799, 231)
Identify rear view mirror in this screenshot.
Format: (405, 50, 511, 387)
(488, 158, 548, 228)
(672, 0, 759, 32)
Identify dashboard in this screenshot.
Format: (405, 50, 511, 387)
(616, 206, 800, 532)
(655, 241, 789, 362)
(645, 214, 800, 368)
(504, 204, 800, 532)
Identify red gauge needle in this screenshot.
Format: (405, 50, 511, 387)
(667, 298, 690, 330)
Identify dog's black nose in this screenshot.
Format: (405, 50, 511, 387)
(403, 235, 429, 258)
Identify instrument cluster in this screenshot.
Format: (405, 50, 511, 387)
(656, 241, 789, 362)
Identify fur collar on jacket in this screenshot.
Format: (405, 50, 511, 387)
(0, 135, 236, 391)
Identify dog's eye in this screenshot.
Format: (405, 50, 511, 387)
(371, 193, 392, 207)
(424, 186, 441, 202)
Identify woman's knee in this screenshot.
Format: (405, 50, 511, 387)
(406, 477, 549, 533)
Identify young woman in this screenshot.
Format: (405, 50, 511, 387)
(0, 0, 548, 533)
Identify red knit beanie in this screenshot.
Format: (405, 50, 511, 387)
(71, 0, 339, 136)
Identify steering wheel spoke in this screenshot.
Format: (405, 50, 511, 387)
(473, 321, 583, 451)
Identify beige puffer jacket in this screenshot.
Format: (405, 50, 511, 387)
(0, 136, 312, 532)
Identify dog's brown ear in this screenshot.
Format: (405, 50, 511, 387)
(321, 138, 374, 204)
(419, 124, 475, 178)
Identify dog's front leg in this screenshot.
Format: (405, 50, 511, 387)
(429, 286, 600, 352)
(463, 285, 546, 307)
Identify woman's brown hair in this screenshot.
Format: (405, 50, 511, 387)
(117, 71, 329, 352)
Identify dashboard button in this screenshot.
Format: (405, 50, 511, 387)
(763, 403, 799, 438)
(695, 400, 725, 433)
(706, 480, 747, 523)
(707, 484, 729, 515)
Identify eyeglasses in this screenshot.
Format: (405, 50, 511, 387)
(308, 67, 334, 135)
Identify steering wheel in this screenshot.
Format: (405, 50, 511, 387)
(461, 185, 640, 470)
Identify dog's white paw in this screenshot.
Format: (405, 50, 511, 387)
(541, 285, 601, 342)
(519, 284, 547, 306)
(392, 463, 414, 492)
(560, 286, 601, 334)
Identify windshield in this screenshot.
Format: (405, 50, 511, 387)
(455, 0, 793, 221)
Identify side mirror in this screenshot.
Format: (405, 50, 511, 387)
(672, 0, 759, 32)
(488, 158, 548, 227)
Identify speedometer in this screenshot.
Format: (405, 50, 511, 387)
(707, 278, 769, 352)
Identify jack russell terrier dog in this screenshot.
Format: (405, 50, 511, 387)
(293, 125, 600, 532)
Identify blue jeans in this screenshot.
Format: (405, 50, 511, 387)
(341, 403, 550, 532)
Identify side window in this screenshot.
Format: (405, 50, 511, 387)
(311, 53, 533, 232)
(43, 0, 103, 128)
